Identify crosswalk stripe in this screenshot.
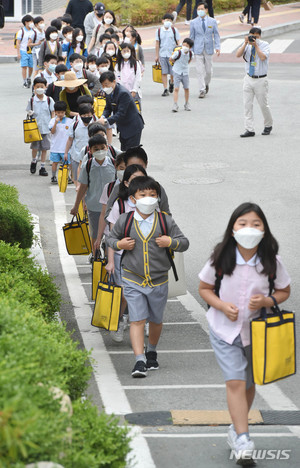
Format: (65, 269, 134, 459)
(221, 38, 244, 53)
(269, 39, 294, 53)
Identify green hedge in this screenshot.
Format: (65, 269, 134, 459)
(0, 183, 33, 249)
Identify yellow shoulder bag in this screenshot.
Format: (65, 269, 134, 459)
(91, 274, 122, 331)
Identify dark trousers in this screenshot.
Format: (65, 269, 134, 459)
(247, 0, 261, 24)
(193, 0, 214, 19)
(175, 0, 193, 21)
(120, 131, 142, 151)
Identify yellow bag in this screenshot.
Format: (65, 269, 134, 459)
(63, 214, 92, 255)
(94, 95, 106, 118)
(251, 299, 296, 385)
(91, 274, 122, 330)
(152, 63, 162, 84)
(92, 249, 107, 300)
(135, 100, 141, 112)
(77, 200, 88, 222)
(57, 162, 69, 193)
(23, 117, 42, 143)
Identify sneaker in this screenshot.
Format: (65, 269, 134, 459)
(51, 175, 58, 184)
(184, 102, 191, 111)
(239, 14, 244, 23)
(39, 167, 48, 176)
(132, 360, 147, 378)
(232, 434, 255, 465)
(227, 424, 238, 450)
(185, 20, 190, 25)
(68, 177, 73, 184)
(145, 322, 149, 337)
(30, 161, 37, 174)
(172, 102, 179, 113)
(146, 349, 159, 370)
(111, 321, 124, 343)
(162, 89, 169, 97)
(27, 78, 31, 87)
(23, 81, 28, 88)
(205, 84, 209, 94)
(169, 80, 174, 93)
(172, 11, 177, 23)
(199, 91, 206, 99)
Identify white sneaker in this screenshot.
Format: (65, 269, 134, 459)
(232, 434, 255, 464)
(111, 321, 124, 343)
(227, 424, 237, 450)
(184, 102, 191, 111)
(185, 20, 190, 25)
(172, 102, 179, 113)
(145, 322, 149, 337)
(172, 11, 177, 23)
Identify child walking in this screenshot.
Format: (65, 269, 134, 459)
(170, 38, 194, 112)
(107, 176, 189, 377)
(16, 15, 35, 88)
(115, 43, 142, 109)
(49, 101, 73, 183)
(198, 202, 291, 463)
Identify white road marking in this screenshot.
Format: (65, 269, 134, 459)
(123, 385, 225, 390)
(109, 349, 213, 354)
(220, 38, 244, 53)
(127, 427, 156, 468)
(51, 187, 155, 468)
(269, 39, 293, 53)
(163, 321, 199, 325)
(81, 282, 92, 285)
(143, 433, 296, 438)
(31, 213, 47, 270)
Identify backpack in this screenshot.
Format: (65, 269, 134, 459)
(169, 46, 193, 65)
(27, 30, 37, 53)
(14, 28, 24, 48)
(85, 154, 115, 187)
(158, 26, 178, 47)
(122, 211, 178, 280)
(107, 180, 116, 198)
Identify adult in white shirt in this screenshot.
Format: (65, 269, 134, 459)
(236, 27, 273, 138)
(84, 2, 105, 47)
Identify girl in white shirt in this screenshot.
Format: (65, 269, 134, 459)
(114, 43, 142, 108)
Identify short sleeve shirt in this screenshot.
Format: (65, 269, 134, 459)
(107, 198, 135, 255)
(198, 251, 291, 346)
(49, 116, 73, 152)
(68, 119, 89, 162)
(26, 95, 54, 134)
(244, 40, 270, 76)
(17, 27, 34, 52)
(172, 49, 193, 75)
(156, 26, 180, 57)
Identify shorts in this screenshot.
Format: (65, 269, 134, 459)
(20, 50, 33, 68)
(173, 72, 189, 89)
(71, 159, 79, 181)
(159, 56, 173, 76)
(113, 253, 122, 286)
(30, 133, 50, 150)
(122, 276, 168, 324)
(87, 209, 101, 239)
(50, 152, 71, 163)
(209, 327, 254, 390)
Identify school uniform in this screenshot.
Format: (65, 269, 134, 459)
(107, 210, 189, 323)
(156, 25, 180, 75)
(68, 117, 89, 181)
(190, 15, 220, 93)
(32, 29, 45, 71)
(36, 70, 57, 86)
(71, 67, 100, 96)
(78, 157, 115, 238)
(49, 116, 73, 163)
(242, 41, 273, 132)
(115, 60, 142, 100)
(17, 27, 34, 68)
(99, 180, 120, 238)
(26, 95, 54, 150)
(38, 40, 62, 69)
(199, 249, 290, 387)
(171, 48, 194, 89)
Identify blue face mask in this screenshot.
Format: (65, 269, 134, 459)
(197, 10, 206, 17)
(49, 64, 56, 73)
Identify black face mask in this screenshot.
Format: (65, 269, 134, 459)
(81, 116, 92, 124)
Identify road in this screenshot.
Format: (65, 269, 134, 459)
(0, 29, 300, 468)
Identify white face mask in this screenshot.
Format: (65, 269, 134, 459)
(39, 23, 45, 30)
(68, 86, 76, 90)
(106, 49, 115, 56)
(60, 74, 65, 80)
(89, 64, 97, 71)
(134, 197, 159, 215)
(127, 198, 136, 208)
(116, 170, 124, 181)
(50, 32, 58, 40)
(122, 52, 131, 59)
(77, 35, 84, 42)
(99, 66, 109, 73)
(104, 17, 113, 24)
(233, 227, 264, 250)
(94, 149, 107, 161)
(35, 88, 45, 95)
(164, 21, 172, 29)
(66, 33, 73, 41)
(123, 37, 131, 44)
(182, 46, 189, 53)
(28, 22, 34, 29)
(103, 86, 113, 95)
(197, 10, 206, 17)
(73, 62, 83, 71)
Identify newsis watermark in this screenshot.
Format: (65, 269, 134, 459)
(230, 449, 291, 461)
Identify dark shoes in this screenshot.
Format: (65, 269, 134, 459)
(132, 360, 147, 378)
(262, 126, 272, 135)
(162, 89, 169, 97)
(240, 130, 255, 138)
(39, 167, 48, 176)
(169, 80, 174, 93)
(205, 84, 209, 94)
(30, 161, 37, 174)
(146, 350, 159, 370)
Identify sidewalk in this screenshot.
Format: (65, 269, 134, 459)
(0, 3, 299, 61)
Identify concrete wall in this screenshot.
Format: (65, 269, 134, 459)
(33, 0, 65, 16)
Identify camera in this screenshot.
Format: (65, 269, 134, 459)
(248, 35, 256, 43)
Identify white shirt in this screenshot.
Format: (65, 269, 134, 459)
(17, 27, 34, 52)
(49, 116, 73, 153)
(134, 211, 155, 238)
(32, 28, 45, 57)
(68, 118, 89, 162)
(244, 40, 270, 76)
(36, 70, 57, 86)
(26, 94, 54, 134)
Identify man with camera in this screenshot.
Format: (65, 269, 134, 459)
(236, 27, 273, 138)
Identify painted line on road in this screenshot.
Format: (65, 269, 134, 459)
(163, 321, 200, 325)
(81, 282, 92, 285)
(50, 187, 156, 468)
(109, 349, 213, 354)
(143, 432, 296, 438)
(220, 38, 243, 53)
(269, 38, 294, 53)
(123, 385, 225, 390)
(176, 292, 300, 438)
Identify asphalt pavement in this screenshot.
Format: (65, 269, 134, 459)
(0, 28, 300, 468)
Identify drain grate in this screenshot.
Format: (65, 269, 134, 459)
(260, 410, 300, 426)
